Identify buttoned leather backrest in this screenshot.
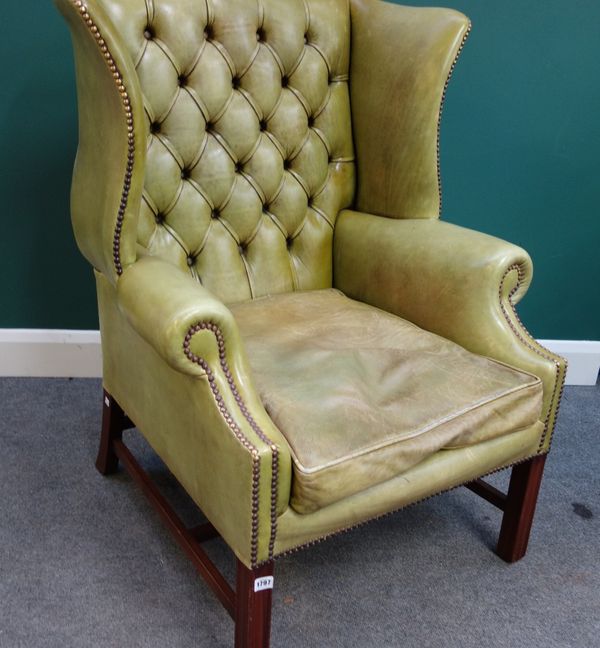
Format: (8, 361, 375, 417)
(99, 0, 355, 303)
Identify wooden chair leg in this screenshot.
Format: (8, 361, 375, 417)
(235, 560, 274, 648)
(96, 389, 126, 475)
(496, 455, 547, 563)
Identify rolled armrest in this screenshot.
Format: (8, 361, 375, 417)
(117, 255, 292, 519)
(350, 0, 470, 219)
(118, 255, 243, 378)
(334, 210, 567, 449)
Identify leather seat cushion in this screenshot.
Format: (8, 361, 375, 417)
(230, 289, 543, 514)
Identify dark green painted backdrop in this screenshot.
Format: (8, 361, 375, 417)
(1, 1, 598, 338)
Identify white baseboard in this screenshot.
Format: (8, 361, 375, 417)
(0, 330, 598, 386)
(538, 340, 600, 386)
(0, 330, 101, 378)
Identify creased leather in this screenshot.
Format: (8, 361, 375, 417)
(274, 421, 544, 555)
(231, 289, 543, 513)
(334, 212, 567, 449)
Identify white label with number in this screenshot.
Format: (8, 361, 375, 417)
(254, 576, 274, 592)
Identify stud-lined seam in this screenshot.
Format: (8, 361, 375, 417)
(183, 322, 279, 563)
(70, 0, 135, 276)
(499, 263, 566, 450)
(437, 23, 471, 217)
(270, 450, 547, 564)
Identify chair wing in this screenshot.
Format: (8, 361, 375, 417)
(350, 0, 471, 219)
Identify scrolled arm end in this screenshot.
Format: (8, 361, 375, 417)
(117, 256, 240, 378)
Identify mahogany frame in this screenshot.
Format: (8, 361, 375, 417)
(98, 390, 273, 647)
(97, 389, 547, 647)
(466, 454, 547, 562)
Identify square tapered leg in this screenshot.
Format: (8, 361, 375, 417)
(235, 560, 274, 648)
(497, 455, 547, 563)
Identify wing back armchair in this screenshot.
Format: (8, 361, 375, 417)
(55, 0, 566, 645)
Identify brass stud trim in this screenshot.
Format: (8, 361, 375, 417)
(71, 0, 135, 276)
(183, 322, 280, 565)
(271, 450, 548, 564)
(498, 264, 566, 450)
(437, 23, 471, 217)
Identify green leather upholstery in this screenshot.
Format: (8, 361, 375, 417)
(56, 0, 566, 569)
(350, 0, 470, 219)
(274, 420, 545, 554)
(56, 0, 147, 283)
(334, 213, 567, 452)
(230, 289, 543, 514)
(60, 0, 355, 301)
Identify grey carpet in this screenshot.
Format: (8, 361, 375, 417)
(0, 378, 598, 648)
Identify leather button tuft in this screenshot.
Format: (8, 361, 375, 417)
(283, 159, 292, 170)
(204, 25, 214, 40)
(262, 203, 269, 213)
(150, 121, 161, 134)
(286, 236, 293, 249)
(187, 256, 195, 267)
(307, 197, 314, 208)
(232, 76, 241, 89)
(256, 28, 265, 42)
(238, 242, 247, 254)
(303, 33, 309, 44)
(259, 119, 267, 132)
(235, 162, 243, 173)
(281, 75, 289, 88)
(181, 168, 191, 180)
(205, 121, 214, 132)
(155, 212, 164, 224)
(211, 208, 220, 219)
(144, 27, 154, 40)
(178, 74, 188, 87)
(308, 116, 315, 128)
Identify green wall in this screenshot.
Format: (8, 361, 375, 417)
(1, 1, 598, 338)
